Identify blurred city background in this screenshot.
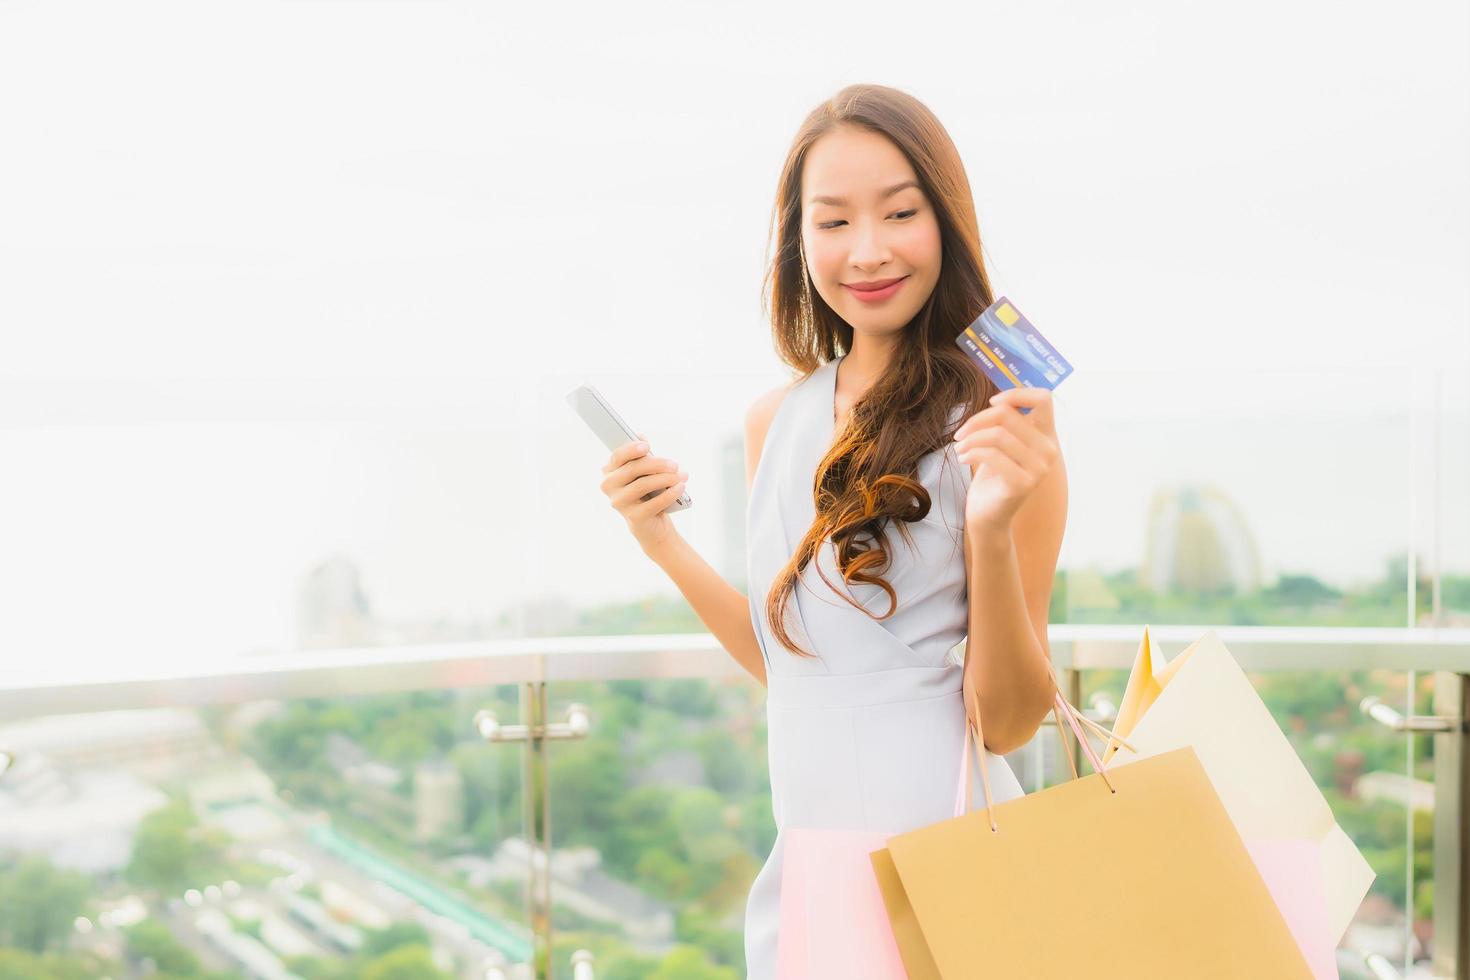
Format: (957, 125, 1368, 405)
(1, 0, 1467, 978)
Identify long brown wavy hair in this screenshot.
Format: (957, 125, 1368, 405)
(759, 83, 1002, 659)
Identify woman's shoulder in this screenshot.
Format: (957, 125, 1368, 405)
(745, 359, 830, 428)
(744, 380, 797, 490)
(745, 380, 796, 436)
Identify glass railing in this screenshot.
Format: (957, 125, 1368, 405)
(2, 364, 1466, 978)
(2, 627, 1465, 979)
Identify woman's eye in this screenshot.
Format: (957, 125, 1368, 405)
(816, 209, 917, 231)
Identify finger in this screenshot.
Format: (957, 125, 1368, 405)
(603, 455, 677, 495)
(633, 475, 687, 517)
(985, 452, 1031, 488)
(974, 396, 1054, 441)
(953, 403, 1017, 441)
(958, 445, 1005, 479)
(615, 468, 685, 510)
(958, 442, 1041, 489)
(957, 426, 1045, 472)
(990, 386, 1055, 424)
(603, 434, 652, 474)
(987, 403, 1056, 457)
(955, 396, 1048, 437)
(989, 386, 1051, 406)
(960, 446, 1031, 488)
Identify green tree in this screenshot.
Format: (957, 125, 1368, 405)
(450, 740, 512, 841)
(676, 906, 746, 969)
(258, 703, 333, 772)
(0, 948, 96, 980)
(284, 954, 353, 980)
(0, 855, 89, 953)
(603, 785, 677, 879)
(1262, 573, 1342, 605)
(598, 952, 662, 980)
(653, 679, 718, 717)
(359, 943, 454, 980)
(124, 919, 201, 975)
(124, 798, 228, 894)
(647, 945, 738, 980)
(550, 740, 628, 848)
(634, 847, 689, 898)
(695, 729, 750, 796)
(672, 788, 741, 864)
(361, 921, 434, 958)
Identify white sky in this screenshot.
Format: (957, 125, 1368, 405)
(1, 0, 1466, 676)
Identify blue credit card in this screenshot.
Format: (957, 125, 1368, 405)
(955, 297, 1073, 414)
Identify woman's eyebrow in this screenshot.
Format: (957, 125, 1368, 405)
(807, 179, 920, 207)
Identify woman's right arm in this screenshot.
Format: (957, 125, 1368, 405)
(599, 385, 789, 689)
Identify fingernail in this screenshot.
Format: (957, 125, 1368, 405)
(636, 441, 648, 451)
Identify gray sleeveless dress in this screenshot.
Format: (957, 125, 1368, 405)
(742, 353, 1025, 979)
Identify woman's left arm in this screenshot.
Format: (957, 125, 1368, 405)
(955, 386, 1069, 756)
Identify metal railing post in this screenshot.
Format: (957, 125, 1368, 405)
(524, 682, 552, 978)
(1363, 676, 1467, 977)
(1431, 672, 1468, 979)
(474, 689, 591, 980)
(1065, 667, 1083, 773)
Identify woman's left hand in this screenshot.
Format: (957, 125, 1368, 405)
(953, 386, 1060, 533)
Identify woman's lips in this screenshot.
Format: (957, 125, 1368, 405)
(842, 276, 909, 303)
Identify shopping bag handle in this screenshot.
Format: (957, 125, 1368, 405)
(954, 654, 1131, 832)
(1033, 653, 1136, 772)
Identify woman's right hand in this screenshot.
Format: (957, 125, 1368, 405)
(601, 430, 688, 556)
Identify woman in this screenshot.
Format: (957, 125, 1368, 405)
(599, 83, 1068, 977)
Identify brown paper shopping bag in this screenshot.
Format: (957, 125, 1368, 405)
(869, 682, 1314, 979)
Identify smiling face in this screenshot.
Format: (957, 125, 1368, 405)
(800, 124, 942, 340)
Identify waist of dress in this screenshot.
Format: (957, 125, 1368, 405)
(765, 664, 964, 709)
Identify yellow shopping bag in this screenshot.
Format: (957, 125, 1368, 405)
(869, 685, 1313, 979)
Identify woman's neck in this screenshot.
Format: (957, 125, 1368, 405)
(838, 338, 898, 399)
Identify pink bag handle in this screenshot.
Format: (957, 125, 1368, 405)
(952, 655, 1131, 832)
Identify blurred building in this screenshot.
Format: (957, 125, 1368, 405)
(325, 733, 413, 825)
(413, 758, 465, 842)
(295, 553, 377, 649)
(0, 753, 168, 873)
(1141, 484, 1262, 594)
(454, 838, 675, 950)
(0, 708, 215, 872)
(1355, 771, 1435, 813)
(0, 707, 212, 775)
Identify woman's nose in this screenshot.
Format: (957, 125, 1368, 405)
(847, 219, 892, 267)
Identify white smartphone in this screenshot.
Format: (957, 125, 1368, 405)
(566, 383, 692, 513)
